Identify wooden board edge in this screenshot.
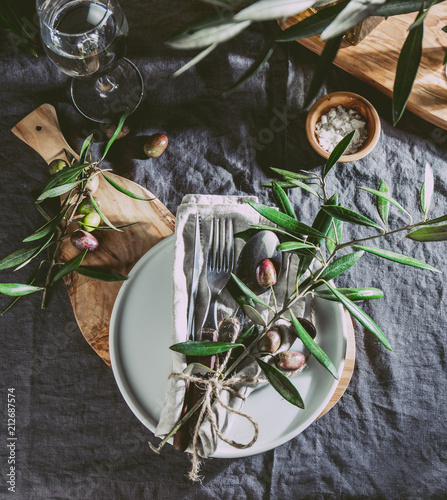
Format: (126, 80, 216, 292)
(318, 308, 356, 418)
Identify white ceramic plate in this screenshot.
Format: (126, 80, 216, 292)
(110, 235, 347, 459)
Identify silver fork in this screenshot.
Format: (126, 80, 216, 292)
(202, 217, 234, 333)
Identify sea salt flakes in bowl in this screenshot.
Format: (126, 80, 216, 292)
(306, 92, 381, 163)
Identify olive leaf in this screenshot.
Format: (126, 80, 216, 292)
(392, 7, 424, 125)
(275, 1, 347, 42)
(408, 0, 438, 30)
(376, 0, 442, 17)
(101, 111, 130, 160)
(75, 267, 128, 281)
(89, 194, 122, 232)
(321, 205, 383, 231)
(238, 325, 259, 346)
(262, 180, 312, 190)
(249, 224, 307, 242)
(0, 283, 43, 297)
(290, 310, 338, 379)
(326, 218, 343, 255)
(51, 250, 88, 284)
(247, 202, 326, 239)
(297, 193, 338, 278)
(230, 273, 271, 309)
(323, 281, 392, 350)
(359, 187, 412, 223)
(320, 0, 386, 40)
(352, 244, 440, 273)
(233, 0, 315, 22)
(167, 19, 251, 50)
(101, 172, 156, 201)
(377, 181, 390, 227)
(223, 43, 274, 96)
(255, 357, 305, 409)
(416, 214, 447, 226)
(79, 134, 94, 164)
(37, 179, 84, 203)
(242, 305, 267, 326)
(170, 341, 243, 356)
(183, 362, 219, 376)
(314, 250, 365, 283)
(323, 131, 355, 177)
(314, 287, 384, 302)
(406, 224, 447, 242)
(15, 236, 54, 272)
(234, 228, 260, 242)
(173, 43, 218, 78)
(167, 11, 235, 43)
(0, 244, 43, 272)
(38, 162, 89, 198)
(81, 222, 139, 231)
(303, 34, 344, 109)
(269, 168, 313, 180)
(272, 181, 297, 220)
(1, 262, 44, 315)
(277, 241, 315, 252)
(421, 162, 434, 216)
(23, 209, 67, 243)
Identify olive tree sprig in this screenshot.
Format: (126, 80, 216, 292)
(0, 113, 155, 312)
(168, 136, 445, 430)
(168, 0, 445, 124)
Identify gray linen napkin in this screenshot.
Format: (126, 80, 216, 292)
(155, 195, 304, 457)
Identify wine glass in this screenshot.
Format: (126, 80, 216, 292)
(36, 0, 144, 122)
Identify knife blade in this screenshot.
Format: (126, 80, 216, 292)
(187, 212, 201, 341)
(173, 212, 202, 452)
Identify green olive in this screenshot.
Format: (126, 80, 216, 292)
(77, 197, 98, 215)
(85, 175, 99, 194)
(81, 212, 101, 232)
(49, 159, 69, 175)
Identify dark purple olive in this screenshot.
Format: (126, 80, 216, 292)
(257, 328, 281, 353)
(70, 230, 99, 252)
(255, 258, 277, 288)
(104, 122, 130, 140)
(294, 317, 317, 339)
(275, 351, 306, 371)
(144, 133, 168, 158)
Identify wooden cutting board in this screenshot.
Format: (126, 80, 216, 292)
(282, 4, 447, 130)
(12, 104, 175, 366)
(11, 104, 355, 416)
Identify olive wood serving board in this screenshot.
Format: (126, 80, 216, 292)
(12, 104, 175, 366)
(282, 4, 447, 130)
(11, 104, 355, 417)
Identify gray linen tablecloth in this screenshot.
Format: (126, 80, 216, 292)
(1, 1, 446, 498)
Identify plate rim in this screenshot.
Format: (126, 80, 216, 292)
(109, 234, 348, 458)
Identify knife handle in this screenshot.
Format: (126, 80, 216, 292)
(172, 329, 218, 453)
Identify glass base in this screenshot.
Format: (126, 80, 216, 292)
(70, 58, 144, 123)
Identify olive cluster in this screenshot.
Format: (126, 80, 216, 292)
(48, 159, 101, 253)
(257, 317, 316, 372)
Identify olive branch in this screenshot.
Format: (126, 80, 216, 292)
(168, 0, 445, 125)
(155, 132, 445, 457)
(0, 113, 154, 313)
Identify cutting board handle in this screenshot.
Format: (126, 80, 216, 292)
(11, 104, 78, 165)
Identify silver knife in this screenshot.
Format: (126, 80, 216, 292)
(187, 212, 201, 341)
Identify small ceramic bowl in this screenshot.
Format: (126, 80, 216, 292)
(306, 91, 381, 162)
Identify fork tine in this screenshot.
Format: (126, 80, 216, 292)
(227, 219, 234, 272)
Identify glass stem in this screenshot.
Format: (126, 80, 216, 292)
(96, 75, 118, 97)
